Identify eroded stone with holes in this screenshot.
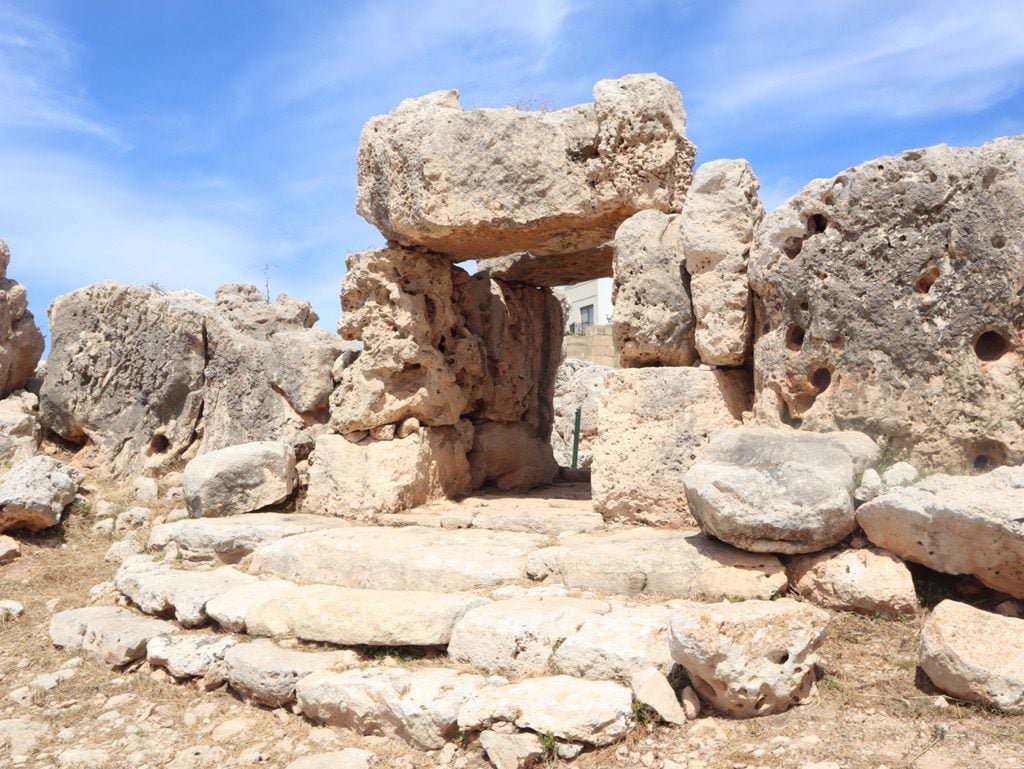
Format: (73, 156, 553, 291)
(749, 137, 1024, 472)
(668, 598, 829, 717)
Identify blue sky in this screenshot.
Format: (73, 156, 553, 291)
(2, 0, 1023, 348)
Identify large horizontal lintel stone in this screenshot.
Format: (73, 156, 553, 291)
(357, 74, 696, 259)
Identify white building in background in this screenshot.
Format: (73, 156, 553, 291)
(562, 278, 614, 333)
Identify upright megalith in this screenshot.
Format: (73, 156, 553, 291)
(329, 247, 561, 438)
(357, 75, 696, 260)
(0, 240, 46, 396)
(611, 210, 696, 368)
(200, 285, 344, 455)
(749, 136, 1024, 472)
(42, 283, 209, 477)
(681, 159, 764, 366)
(317, 246, 562, 511)
(42, 282, 345, 477)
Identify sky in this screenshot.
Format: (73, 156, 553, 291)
(2, 0, 1023, 349)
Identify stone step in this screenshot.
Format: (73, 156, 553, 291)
(114, 558, 258, 627)
(146, 635, 237, 679)
(223, 639, 360, 707)
(244, 585, 488, 647)
(527, 528, 787, 600)
(457, 675, 633, 747)
(249, 526, 544, 592)
(295, 666, 490, 751)
(148, 513, 349, 563)
(49, 606, 177, 668)
(448, 597, 678, 682)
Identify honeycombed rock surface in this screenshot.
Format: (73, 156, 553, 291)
(357, 75, 696, 260)
(41, 282, 343, 477)
(749, 136, 1024, 472)
(0, 241, 45, 396)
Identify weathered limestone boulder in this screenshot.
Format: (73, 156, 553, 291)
(297, 667, 488, 750)
(41, 283, 208, 477)
(149, 512, 348, 563)
(787, 547, 917, 616)
(244, 585, 487, 646)
(551, 603, 677, 681)
(0, 456, 83, 533)
(114, 559, 257, 627)
(680, 159, 764, 365)
(198, 285, 344, 455)
(250, 526, 542, 592)
(457, 676, 633, 747)
(857, 467, 1024, 599)
(224, 640, 359, 707)
(551, 358, 609, 468)
(920, 600, 1024, 714)
(468, 422, 557, 492)
(592, 367, 750, 524)
(527, 528, 786, 600)
(749, 137, 1024, 472)
(49, 605, 177, 668)
(206, 579, 300, 632)
(0, 392, 42, 465)
(668, 598, 830, 717)
(42, 282, 342, 477)
(685, 427, 879, 553)
(0, 241, 45, 396)
(447, 597, 611, 677)
(183, 441, 296, 518)
(476, 245, 613, 288)
(357, 74, 696, 260)
(612, 210, 696, 367)
(478, 730, 547, 769)
(146, 635, 237, 679)
(330, 248, 561, 436)
(303, 429, 473, 518)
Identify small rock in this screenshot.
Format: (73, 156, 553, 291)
(630, 666, 687, 725)
(211, 716, 253, 742)
(284, 749, 376, 769)
(881, 461, 918, 488)
(854, 469, 883, 503)
(133, 477, 160, 502)
(57, 748, 110, 768)
(0, 599, 24, 622)
(105, 537, 145, 563)
(0, 534, 21, 564)
(680, 686, 701, 720)
(478, 730, 544, 769)
(115, 507, 153, 532)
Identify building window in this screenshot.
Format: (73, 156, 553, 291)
(580, 304, 594, 330)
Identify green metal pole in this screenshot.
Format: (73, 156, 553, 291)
(571, 406, 582, 470)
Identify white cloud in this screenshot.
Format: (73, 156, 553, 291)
(0, 3, 119, 142)
(691, 0, 1024, 123)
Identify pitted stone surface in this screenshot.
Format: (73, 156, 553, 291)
(357, 75, 696, 259)
(749, 137, 1024, 473)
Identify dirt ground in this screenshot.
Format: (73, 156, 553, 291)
(2, 484, 1023, 769)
